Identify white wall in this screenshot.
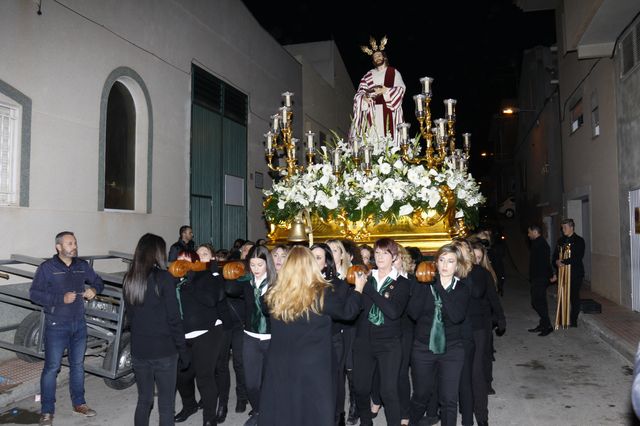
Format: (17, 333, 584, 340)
(0, 0, 302, 258)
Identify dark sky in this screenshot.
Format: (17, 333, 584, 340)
(242, 0, 556, 158)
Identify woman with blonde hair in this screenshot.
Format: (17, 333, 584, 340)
(258, 246, 363, 426)
(407, 243, 470, 426)
(326, 239, 352, 280)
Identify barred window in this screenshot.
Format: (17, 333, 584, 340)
(0, 102, 20, 206)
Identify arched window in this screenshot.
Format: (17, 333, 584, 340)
(105, 81, 135, 210)
(99, 68, 152, 212)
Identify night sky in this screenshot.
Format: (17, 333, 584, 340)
(242, 0, 556, 162)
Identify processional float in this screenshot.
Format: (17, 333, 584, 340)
(261, 80, 485, 253)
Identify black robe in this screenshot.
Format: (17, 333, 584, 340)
(258, 285, 361, 426)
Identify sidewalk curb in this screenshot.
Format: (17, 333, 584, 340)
(0, 369, 69, 413)
(580, 313, 635, 363)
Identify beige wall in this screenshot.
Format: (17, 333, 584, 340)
(558, 49, 621, 302)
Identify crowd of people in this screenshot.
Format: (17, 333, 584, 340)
(29, 225, 510, 426)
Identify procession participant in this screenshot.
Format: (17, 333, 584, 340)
(552, 218, 585, 328)
(311, 243, 364, 425)
(271, 244, 289, 273)
(258, 247, 357, 425)
(124, 233, 189, 426)
(173, 247, 227, 426)
(350, 36, 406, 142)
(30, 231, 104, 426)
(225, 245, 276, 426)
(527, 225, 553, 336)
(407, 243, 470, 426)
(352, 238, 410, 426)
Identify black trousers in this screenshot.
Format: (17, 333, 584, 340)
(176, 327, 223, 422)
(471, 328, 490, 423)
(399, 325, 413, 420)
(332, 331, 346, 422)
(458, 339, 474, 426)
(570, 275, 584, 326)
(216, 326, 248, 406)
(409, 340, 465, 426)
(530, 280, 551, 328)
(242, 333, 270, 413)
(353, 335, 403, 426)
(132, 354, 177, 426)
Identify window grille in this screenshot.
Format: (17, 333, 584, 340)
(0, 103, 18, 206)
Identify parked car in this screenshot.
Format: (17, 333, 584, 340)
(498, 196, 516, 218)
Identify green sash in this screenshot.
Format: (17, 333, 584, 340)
(428, 285, 445, 354)
(251, 277, 269, 334)
(368, 275, 394, 326)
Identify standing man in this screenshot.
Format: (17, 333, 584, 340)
(30, 231, 104, 426)
(527, 224, 553, 336)
(350, 36, 406, 143)
(552, 219, 586, 327)
(168, 225, 195, 262)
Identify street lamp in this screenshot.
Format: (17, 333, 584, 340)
(502, 106, 536, 115)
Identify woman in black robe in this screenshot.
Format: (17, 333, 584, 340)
(258, 246, 365, 426)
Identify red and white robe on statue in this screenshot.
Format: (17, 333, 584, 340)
(350, 65, 406, 143)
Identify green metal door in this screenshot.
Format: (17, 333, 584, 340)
(221, 117, 247, 250)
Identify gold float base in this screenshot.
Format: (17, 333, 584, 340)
(267, 211, 462, 254)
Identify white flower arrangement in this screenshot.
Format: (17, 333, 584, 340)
(263, 135, 485, 227)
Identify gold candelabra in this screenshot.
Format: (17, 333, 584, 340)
(264, 92, 315, 180)
(400, 77, 471, 172)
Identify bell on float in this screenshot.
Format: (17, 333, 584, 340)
(287, 209, 313, 246)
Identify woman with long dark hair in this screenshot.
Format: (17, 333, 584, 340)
(124, 233, 188, 426)
(226, 245, 277, 426)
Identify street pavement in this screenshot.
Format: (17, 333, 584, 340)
(0, 220, 638, 425)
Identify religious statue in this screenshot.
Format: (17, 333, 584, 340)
(349, 36, 406, 143)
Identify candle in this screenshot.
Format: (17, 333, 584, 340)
(282, 91, 294, 107)
(280, 107, 289, 126)
(436, 119, 447, 137)
(444, 99, 457, 118)
(353, 138, 360, 156)
(271, 114, 279, 133)
(265, 132, 273, 152)
(397, 123, 410, 145)
(306, 131, 315, 152)
(463, 132, 471, 150)
(420, 77, 433, 96)
(333, 149, 341, 168)
(413, 94, 425, 112)
(364, 147, 370, 165)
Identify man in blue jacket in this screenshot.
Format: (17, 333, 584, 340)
(29, 231, 104, 426)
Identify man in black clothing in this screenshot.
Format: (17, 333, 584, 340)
(527, 224, 553, 336)
(552, 218, 586, 327)
(168, 225, 195, 262)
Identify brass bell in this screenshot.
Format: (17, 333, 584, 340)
(287, 209, 314, 246)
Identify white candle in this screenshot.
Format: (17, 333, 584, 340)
(271, 114, 279, 132)
(444, 99, 457, 117)
(436, 119, 447, 137)
(353, 138, 360, 155)
(265, 132, 273, 151)
(282, 91, 294, 107)
(306, 131, 315, 152)
(280, 107, 289, 126)
(420, 77, 433, 96)
(333, 149, 341, 167)
(413, 94, 424, 112)
(463, 133, 471, 150)
(364, 147, 370, 165)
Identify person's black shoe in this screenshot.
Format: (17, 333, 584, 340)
(538, 326, 554, 336)
(488, 387, 496, 395)
(527, 325, 542, 333)
(235, 399, 247, 413)
(216, 404, 227, 423)
(346, 401, 359, 425)
(174, 407, 198, 423)
(477, 421, 489, 426)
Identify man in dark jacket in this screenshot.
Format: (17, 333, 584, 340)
(527, 224, 553, 336)
(30, 231, 104, 426)
(168, 225, 195, 262)
(552, 218, 586, 327)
